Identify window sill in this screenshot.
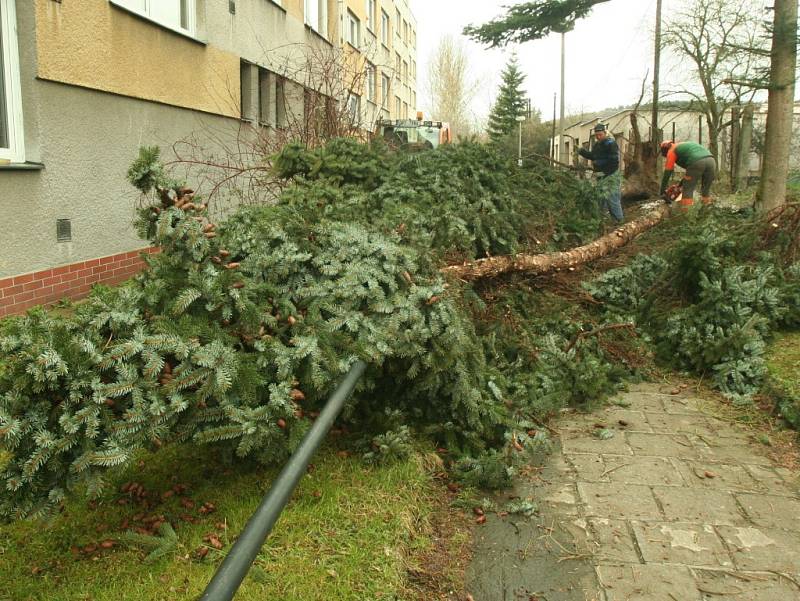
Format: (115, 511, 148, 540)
(266, 0, 286, 12)
(346, 41, 361, 53)
(0, 161, 44, 171)
(108, 1, 207, 46)
(305, 25, 332, 46)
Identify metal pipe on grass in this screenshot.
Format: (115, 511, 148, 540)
(200, 360, 367, 601)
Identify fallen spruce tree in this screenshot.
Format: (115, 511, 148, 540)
(0, 139, 656, 520)
(584, 205, 800, 405)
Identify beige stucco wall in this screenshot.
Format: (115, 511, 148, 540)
(35, 0, 241, 118)
(0, 79, 238, 278)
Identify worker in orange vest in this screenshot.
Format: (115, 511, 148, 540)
(659, 140, 716, 209)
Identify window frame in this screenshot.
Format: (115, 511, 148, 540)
(365, 62, 376, 103)
(109, 0, 197, 37)
(304, 0, 328, 37)
(380, 10, 389, 47)
(346, 9, 360, 48)
(366, 0, 376, 32)
(381, 73, 391, 108)
(0, 0, 24, 163)
(347, 92, 360, 123)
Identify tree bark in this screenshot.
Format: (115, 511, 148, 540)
(443, 205, 670, 281)
(730, 105, 741, 190)
(736, 104, 754, 192)
(756, 0, 797, 212)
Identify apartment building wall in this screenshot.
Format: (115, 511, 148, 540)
(0, 0, 343, 284)
(341, 0, 416, 128)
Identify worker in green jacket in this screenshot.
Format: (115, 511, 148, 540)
(659, 140, 717, 208)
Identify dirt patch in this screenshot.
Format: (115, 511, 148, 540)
(402, 476, 475, 601)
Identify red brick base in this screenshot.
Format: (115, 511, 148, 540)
(0, 247, 160, 318)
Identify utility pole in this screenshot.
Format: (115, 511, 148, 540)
(651, 0, 662, 185)
(559, 31, 567, 164)
(551, 92, 557, 165)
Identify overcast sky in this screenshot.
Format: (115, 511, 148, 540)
(409, 0, 771, 125)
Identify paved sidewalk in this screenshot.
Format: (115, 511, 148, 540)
(466, 383, 800, 601)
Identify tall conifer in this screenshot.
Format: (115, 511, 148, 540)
(486, 55, 528, 142)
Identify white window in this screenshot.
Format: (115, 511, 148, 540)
(395, 9, 400, 37)
(347, 92, 360, 123)
(111, 0, 196, 35)
(366, 0, 376, 31)
(346, 10, 360, 47)
(395, 96, 401, 118)
(304, 0, 328, 37)
(0, 0, 24, 163)
(365, 62, 376, 103)
(381, 73, 390, 107)
(380, 10, 389, 46)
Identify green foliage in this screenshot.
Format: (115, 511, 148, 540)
(487, 55, 528, 142)
(0, 138, 620, 519)
(586, 210, 799, 405)
(120, 522, 178, 563)
(584, 254, 668, 314)
(464, 0, 611, 47)
(764, 333, 800, 429)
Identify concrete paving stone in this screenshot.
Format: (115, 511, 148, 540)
(561, 431, 633, 456)
(716, 525, 800, 576)
(627, 432, 698, 459)
(567, 453, 609, 482)
(688, 436, 774, 466)
(467, 517, 604, 601)
(615, 392, 669, 412)
(467, 555, 605, 601)
(578, 482, 662, 520)
(645, 412, 736, 439)
(602, 455, 687, 486)
(597, 563, 702, 600)
(742, 464, 797, 495)
(470, 517, 541, 560)
(703, 416, 752, 440)
(661, 396, 708, 415)
(693, 568, 800, 601)
(652, 486, 747, 525)
(675, 460, 765, 493)
(583, 518, 641, 563)
(559, 411, 611, 432)
(774, 467, 800, 490)
(630, 521, 734, 568)
(515, 482, 582, 517)
(623, 383, 665, 394)
(736, 493, 800, 531)
(534, 452, 579, 484)
(595, 409, 653, 433)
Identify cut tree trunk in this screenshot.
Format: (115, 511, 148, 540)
(443, 205, 670, 281)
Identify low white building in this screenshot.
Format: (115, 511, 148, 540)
(551, 103, 800, 178)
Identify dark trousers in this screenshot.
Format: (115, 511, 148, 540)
(683, 156, 716, 199)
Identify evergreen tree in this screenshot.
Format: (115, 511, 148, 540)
(487, 55, 528, 143)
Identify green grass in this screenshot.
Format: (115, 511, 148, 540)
(0, 442, 440, 601)
(765, 332, 800, 430)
